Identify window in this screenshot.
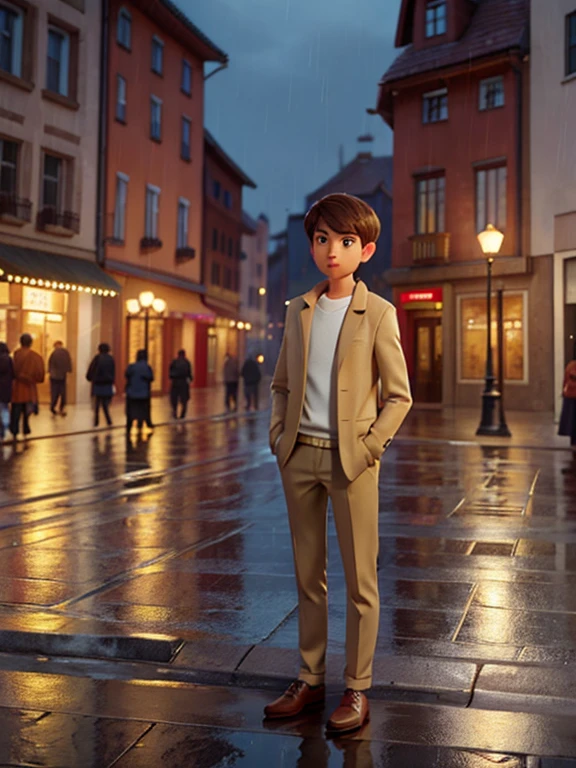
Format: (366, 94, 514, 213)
(42, 153, 63, 211)
(415, 174, 445, 234)
(46, 26, 70, 96)
(426, 0, 447, 38)
(113, 173, 128, 242)
(459, 293, 526, 382)
(145, 185, 160, 239)
(476, 165, 507, 233)
(150, 96, 162, 141)
(151, 35, 163, 75)
(211, 262, 220, 285)
(567, 12, 576, 76)
(223, 190, 232, 209)
(213, 180, 220, 199)
(228, 237, 233, 258)
(177, 198, 189, 249)
(223, 267, 232, 290)
(479, 76, 504, 110)
(0, 3, 23, 77)
(181, 117, 191, 160)
(116, 74, 127, 122)
(423, 88, 448, 123)
(181, 59, 192, 95)
(117, 7, 131, 50)
(212, 227, 218, 250)
(256, 263, 263, 278)
(0, 138, 18, 195)
(220, 232, 225, 253)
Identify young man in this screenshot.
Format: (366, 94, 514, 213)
(265, 193, 412, 733)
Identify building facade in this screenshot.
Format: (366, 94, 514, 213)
(530, 0, 576, 418)
(240, 211, 269, 364)
(101, 0, 227, 394)
(201, 130, 256, 386)
(0, 0, 119, 404)
(266, 229, 288, 375)
(376, 0, 553, 411)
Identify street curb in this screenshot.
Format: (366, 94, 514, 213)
(0, 629, 182, 663)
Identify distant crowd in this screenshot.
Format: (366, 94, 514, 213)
(0, 334, 263, 442)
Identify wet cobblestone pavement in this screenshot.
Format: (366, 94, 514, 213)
(0, 411, 574, 764)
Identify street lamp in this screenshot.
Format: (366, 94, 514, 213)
(476, 224, 510, 436)
(126, 290, 166, 355)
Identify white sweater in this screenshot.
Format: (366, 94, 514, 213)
(299, 293, 352, 440)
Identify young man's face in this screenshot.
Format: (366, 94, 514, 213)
(310, 219, 376, 280)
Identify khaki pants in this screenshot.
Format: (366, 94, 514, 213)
(279, 441, 380, 690)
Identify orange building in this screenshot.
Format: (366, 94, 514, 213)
(200, 130, 256, 386)
(101, 0, 227, 393)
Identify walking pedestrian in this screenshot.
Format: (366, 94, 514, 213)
(169, 349, 193, 419)
(10, 333, 45, 440)
(48, 340, 72, 416)
(241, 354, 262, 411)
(559, 341, 576, 447)
(0, 342, 14, 442)
(86, 343, 115, 427)
(223, 353, 239, 412)
(264, 194, 412, 733)
(125, 349, 154, 432)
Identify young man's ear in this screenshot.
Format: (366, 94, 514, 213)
(361, 242, 377, 263)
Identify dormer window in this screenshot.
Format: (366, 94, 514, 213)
(426, 0, 447, 38)
(423, 88, 448, 123)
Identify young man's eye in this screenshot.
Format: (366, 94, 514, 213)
(343, 238, 355, 247)
(317, 236, 327, 244)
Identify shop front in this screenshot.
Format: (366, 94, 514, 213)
(0, 244, 120, 404)
(398, 287, 443, 405)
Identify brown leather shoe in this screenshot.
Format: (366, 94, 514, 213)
(326, 689, 369, 734)
(263, 680, 325, 719)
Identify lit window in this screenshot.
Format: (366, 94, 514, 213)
(0, 3, 23, 77)
(145, 185, 160, 239)
(476, 165, 507, 233)
(150, 96, 162, 141)
(116, 74, 127, 122)
(460, 294, 525, 382)
(181, 59, 192, 95)
(415, 174, 445, 234)
(117, 7, 131, 49)
(423, 88, 448, 123)
(151, 35, 163, 75)
(46, 26, 70, 96)
(479, 76, 504, 110)
(113, 173, 128, 242)
(426, 0, 447, 38)
(177, 198, 189, 249)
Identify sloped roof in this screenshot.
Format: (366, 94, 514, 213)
(382, 0, 528, 85)
(204, 130, 257, 189)
(306, 153, 393, 205)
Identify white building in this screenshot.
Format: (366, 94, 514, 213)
(530, 0, 576, 417)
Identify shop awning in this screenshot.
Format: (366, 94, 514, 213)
(0, 244, 121, 294)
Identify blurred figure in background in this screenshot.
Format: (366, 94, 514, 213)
(241, 354, 262, 411)
(223, 353, 240, 412)
(86, 343, 115, 428)
(0, 342, 14, 442)
(10, 333, 45, 440)
(48, 340, 72, 416)
(125, 349, 154, 432)
(559, 341, 576, 448)
(169, 349, 193, 419)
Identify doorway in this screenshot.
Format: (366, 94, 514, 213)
(414, 316, 442, 403)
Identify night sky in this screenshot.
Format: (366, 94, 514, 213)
(179, 0, 402, 235)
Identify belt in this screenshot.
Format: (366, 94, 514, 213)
(297, 433, 338, 450)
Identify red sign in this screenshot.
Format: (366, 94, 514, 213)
(400, 288, 443, 304)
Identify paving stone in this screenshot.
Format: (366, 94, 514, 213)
(472, 664, 576, 715)
(455, 606, 576, 648)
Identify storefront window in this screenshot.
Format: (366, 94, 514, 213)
(128, 317, 163, 393)
(460, 293, 525, 382)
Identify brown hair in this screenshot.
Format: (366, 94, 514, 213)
(304, 193, 381, 246)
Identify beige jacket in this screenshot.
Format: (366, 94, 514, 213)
(270, 280, 413, 481)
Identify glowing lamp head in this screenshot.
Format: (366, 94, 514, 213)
(152, 297, 166, 314)
(138, 290, 155, 308)
(256, 354, 264, 364)
(126, 298, 141, 315)
(258, 287, 266, 296)
(477, 224, 504, 257)
(237, 321, 245, 330)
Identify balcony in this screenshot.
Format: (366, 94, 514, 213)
(36, 207, 80, 236)
(410, 232, 450, 265)
(0, 194, 32, 226)
(176, 246, 195, 264)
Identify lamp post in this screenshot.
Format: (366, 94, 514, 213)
(126, 291, 166, 356)
(476, 224, 509, 436)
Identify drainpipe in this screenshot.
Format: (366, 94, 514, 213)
(512, 56, 523, 261)
(96, 0, 109, 267)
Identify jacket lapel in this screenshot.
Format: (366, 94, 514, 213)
(337, 281, 368, 371)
